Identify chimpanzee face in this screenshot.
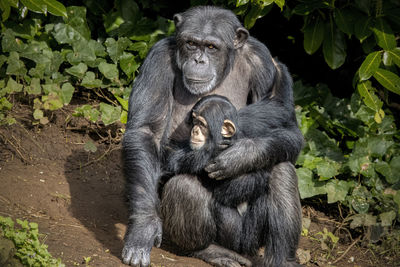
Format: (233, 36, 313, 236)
(174, 9, 248, 95)
(190, 111, 236, 150)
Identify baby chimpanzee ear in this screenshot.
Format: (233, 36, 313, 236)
(221, 120, 236, 138)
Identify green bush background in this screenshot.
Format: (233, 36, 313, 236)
(0, 0, 399, 234)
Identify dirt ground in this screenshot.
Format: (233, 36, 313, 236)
(0, 105, 399, 267)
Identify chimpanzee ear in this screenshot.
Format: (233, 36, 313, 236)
(221, 120, 236, 138)
(234, 27, 249, 49)
(173, 13, 183, 28)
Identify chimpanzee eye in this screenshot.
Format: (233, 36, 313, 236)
(187, 41, 196, 48)
(207, 44, 216, 50)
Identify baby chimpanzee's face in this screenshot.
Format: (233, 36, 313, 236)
(190, 111, 236, 150)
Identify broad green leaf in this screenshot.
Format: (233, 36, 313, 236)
(120, 52, 140, 78)
(354, 16, 373, 42)
(26, 78, 42, 95)
(359, 51, 382, 81)
(5, 77, 23, 93)
(6, 51, 27, 76)
(325, 180, 350, 203)
(334, 8, 354, 36)
(273, 0, 285, 10)
(42, 92, 63, 110)
(236, 0, 250, 7)
(389, 156, 400, 184)
(297, 168, 326, 199)
(349, 214, 376, 229)
(292, 1, 329, 16)
(372, 18, 396, 50)
(394, 191, 400, 215)
(65, 63, 87, 78)
(60, 83, 74, 104)
(105, 37, 132, 63)
(33, 109, 44, 120)
(120, 110, 128, 124)
(114, 95, 129, 111)
(379, 211, 396, 227)
(84, 140, 97, 153)
(42, 0, 67, 17)
(366, 137, 393, 157)
(65, 6, 90, 39)
(20, 0, 47, 14)
(98, 62, 119, 81)
(0, 97, 13, 110)
(357, 81, 383, 111)
(386, 48, 400, 68)
(81, 71, 102, 88)
(303, 17, 324, 55)
(373, 68, 400, 95)
(323, 21, 346, 69)
(316, 160, 341, 180)
(350, 186, 371, 214)
(99, 103, 121, 125)
(0, 1, 11, 21)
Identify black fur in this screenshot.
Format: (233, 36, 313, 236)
(122, 5, 303, 267)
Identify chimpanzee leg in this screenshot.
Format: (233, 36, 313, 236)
(263, 162, 302, 267)
(160, 174, 216, 251)
(160, 175, 252, 267)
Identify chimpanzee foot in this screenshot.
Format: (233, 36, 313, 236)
(192, 244, 252, 267)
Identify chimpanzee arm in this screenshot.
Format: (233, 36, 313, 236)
(122, 38, 175, 266)
(205, 42, 303, 180)
(213, 171, 269, 207)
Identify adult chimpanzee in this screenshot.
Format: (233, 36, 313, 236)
(122, 5, 303, 267)
(166, 94, 269, 216)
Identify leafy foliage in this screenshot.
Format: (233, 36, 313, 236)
(294, 81, 400, 227)
(0, 0, 174, 126)
(0, 216, 64, 266)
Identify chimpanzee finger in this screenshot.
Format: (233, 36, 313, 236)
(204, 162, 217, 173)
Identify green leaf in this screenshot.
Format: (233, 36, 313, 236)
(349, 214, 376, 229)
(334, 8, 354, 36)
(389, 156, 400, 184)
(297, 168, 326, 199)
(42, 92, 63, 110)
(351, 186, 371, 214)
(120, 52, 140, 78)
(0, 97, 13, 110)
(303, 17, 324, 55)
(84, 140, 97, 153)
(373, 68, 400, 95)
(5, 77, 23, 93)
(325, 180, 350, 203)
(120, 110, 128, 124)
(99, 103, 121, 125)
(20, 0, 47, 14)
(98, 62, 119, 81)
(372, 18, 396, 50)
(359, 51, 382, 81)
(60, 83, 74, 104)
(114, 95, 129, 111)
(323, 20, 346, 69)
(379, 211, 396, 227)
(273, 0, 285, 10)
(386, 48, 400, 68)
(42, 0, 67, 17)
(26, 78, 42, 95)
(33, 109, 44, 120)
(354, 15, 373, 42)
(316, 160, 341, 180)
(357, 81, 383, 112)
(81, 71, 102, 89)
(65, 62, 87, 78)
(105, 37, 132, 63)
(6, 52, 27, 76)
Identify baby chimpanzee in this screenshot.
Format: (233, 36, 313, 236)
(166, 95, 269, 215)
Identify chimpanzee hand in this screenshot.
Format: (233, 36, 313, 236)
(205, 139, 262, 180)
(122, 217, 162, 267)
